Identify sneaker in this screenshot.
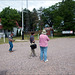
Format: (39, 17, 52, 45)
(9, 51, 13, 52)
(45, 59, 48, 62)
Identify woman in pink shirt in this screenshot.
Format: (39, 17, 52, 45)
(39, 29, 49, 62)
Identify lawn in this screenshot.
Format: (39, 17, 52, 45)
(0, 34, 38, 44)
(0, 35, 75, 44)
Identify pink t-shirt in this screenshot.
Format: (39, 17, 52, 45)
(39, 34, 49, 47)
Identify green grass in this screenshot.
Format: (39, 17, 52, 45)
(0, 35, 31, 44)
(0, 38, 9, 44)
(0, 35, 75, 44)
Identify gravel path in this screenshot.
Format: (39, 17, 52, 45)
(0, 38, 75, 75)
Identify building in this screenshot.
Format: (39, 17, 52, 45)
(44, 27, 53, 37)
(44, 24, 53, 37)
(0, 18, 22, 37)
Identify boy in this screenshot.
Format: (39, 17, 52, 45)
(8, 33, 15, 52)
(30, 32, 36, 57)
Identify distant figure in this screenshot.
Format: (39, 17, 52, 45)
(39, 29, 49, 62)
(8, 33, 15, 52)
(50, 30, 53, 38)
(30, 32, 36, 57)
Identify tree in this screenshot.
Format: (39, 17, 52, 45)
(23, 8, 38, 31)
(38, 7, 44, 31)
(41, 4, 58, 27)
(41, 0, 75, 32)
(30, 8, 38, 31)
(53, 16, 63, 31)
(0, 7, 21, 31)
(58, 0, 75, 31)
(23, 8, 31, 32)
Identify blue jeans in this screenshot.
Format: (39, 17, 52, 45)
(9, 41, 13, 51)
(40, 46, 48, 61)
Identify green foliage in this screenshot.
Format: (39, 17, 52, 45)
(0, 7, 21, 31)
(41, 0, 75, 32)
(58, 0, 75, 31)
(53, 16, 63, 31)
(0, 0, 75, 32)
(23, 8, 39, 32)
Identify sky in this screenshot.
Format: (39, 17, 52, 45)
(0, 0, 62, 12)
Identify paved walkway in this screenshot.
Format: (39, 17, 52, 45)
(0, 38, 75, 75)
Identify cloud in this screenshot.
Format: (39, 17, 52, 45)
(0, 0, 62, 12)
(28, 0, 62, 11)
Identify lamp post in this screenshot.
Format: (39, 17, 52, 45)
(26, 0, 29, 33)
(22, 8, 24, 40)
(26, 0, 28, 9)
(22, 0, 28, 39)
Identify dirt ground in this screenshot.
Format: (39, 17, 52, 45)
(0, 38, 75, 75)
